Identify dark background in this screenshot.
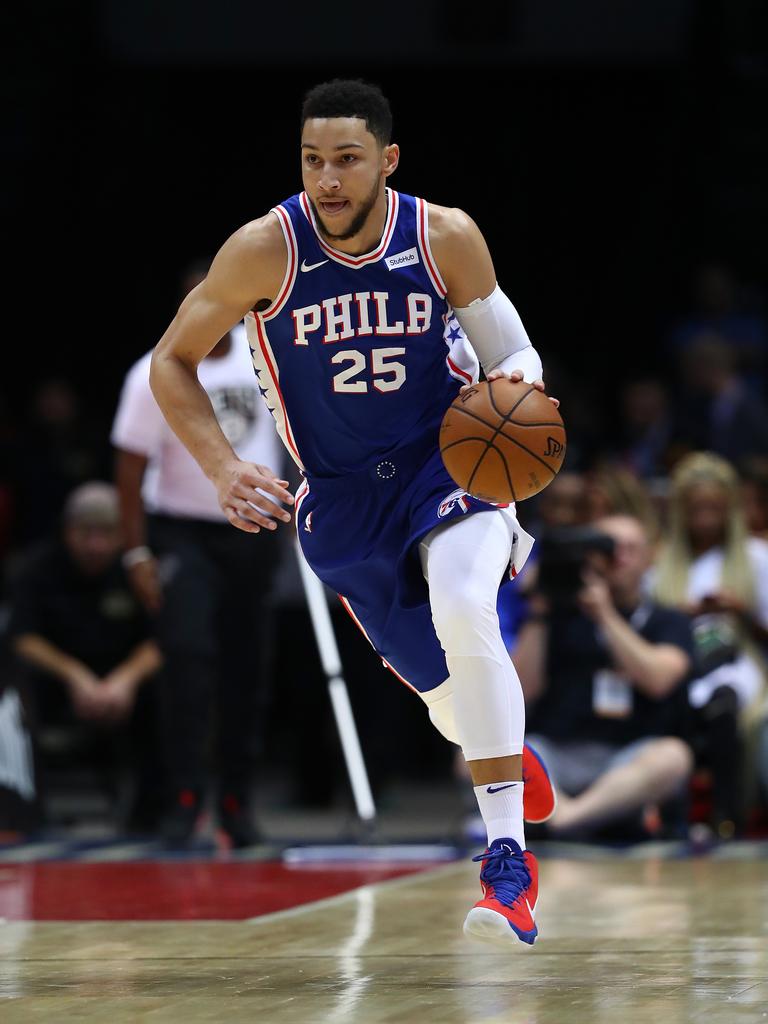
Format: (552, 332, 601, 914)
(6, 0, 766, 426)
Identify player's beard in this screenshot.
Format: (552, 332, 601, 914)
(309, 177, 382, 244)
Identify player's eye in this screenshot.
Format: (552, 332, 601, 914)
(305, 154, 320, 165)
(340, 154, 357, 163)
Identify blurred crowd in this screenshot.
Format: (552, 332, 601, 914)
(0, 260, 767, 847)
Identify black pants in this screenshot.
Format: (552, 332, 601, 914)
(690, 684, 746, 833)
(149, 515, 279, 805)
(17, 665, 161, 830)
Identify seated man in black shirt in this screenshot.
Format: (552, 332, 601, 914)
(513, 514, 694, 839)
(7, 482, 162, 830)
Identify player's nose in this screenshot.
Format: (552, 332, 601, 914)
(317, 167, 341, 191)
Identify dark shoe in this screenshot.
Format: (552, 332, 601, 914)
(160, 788, 201, 844)
(218, 794, 262, 849)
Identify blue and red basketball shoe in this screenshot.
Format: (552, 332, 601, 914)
(463, 839, 539, 946)
(522, 742, 556, 823)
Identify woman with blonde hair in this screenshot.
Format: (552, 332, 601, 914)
(653, 452, 768, 836)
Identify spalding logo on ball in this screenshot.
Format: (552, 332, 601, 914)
(440, 379, 566, 503)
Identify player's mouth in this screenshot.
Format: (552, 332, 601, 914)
(318, 199, 350, 217)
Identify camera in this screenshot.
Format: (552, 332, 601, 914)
(535, 525, 616, 606)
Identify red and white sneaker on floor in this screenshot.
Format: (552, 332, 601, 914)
(463, 838, 539, 947)
(522, 742, 557, 823)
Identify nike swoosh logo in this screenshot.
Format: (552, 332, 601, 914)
(486, 784, 515, 794)
(300, 258, 329, 272)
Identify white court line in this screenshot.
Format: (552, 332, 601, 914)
(0, 842, 70, 863)
(246, 860, 465, 926)
(76, 842, 165, 862)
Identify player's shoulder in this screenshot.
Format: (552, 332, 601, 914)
(207, 211, 287, 300)
(424, 202, 486, 266)
(224, 211, 286, 262)
(425, 202, 482, 241)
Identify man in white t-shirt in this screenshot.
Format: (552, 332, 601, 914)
(111, 262, 283, 847)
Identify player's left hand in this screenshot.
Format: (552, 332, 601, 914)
(461, 369, 560, 409)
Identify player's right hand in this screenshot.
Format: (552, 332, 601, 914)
(483, 369, 560, 409)
(215, 458, 295, 534)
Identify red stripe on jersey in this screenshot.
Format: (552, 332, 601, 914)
(416, 198, 447, 296)
(265, 206, 298, 317)
(446, 355, 472, 384)
(338, 596, 418, 694)
(252, 315, 303, 466)
(338, 595, 376, 649)
(381, 658, 418, 694)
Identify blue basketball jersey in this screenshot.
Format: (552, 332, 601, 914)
(243, 188, 479, 476)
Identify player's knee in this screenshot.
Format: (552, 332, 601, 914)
(428, 580, 497, 654)
(427, 693, 460, 746)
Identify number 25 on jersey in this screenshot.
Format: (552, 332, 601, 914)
(331, 347, 406, 394)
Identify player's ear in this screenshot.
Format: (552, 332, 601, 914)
(382, 143, 399, 177)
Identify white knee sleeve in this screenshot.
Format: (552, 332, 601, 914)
(421, 678, 460, 746)
(420, 513, 526, 761)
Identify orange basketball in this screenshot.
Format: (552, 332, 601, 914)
(439, 379, 566, 502)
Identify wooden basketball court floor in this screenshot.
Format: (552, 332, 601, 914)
(1, 848, 767, 1022)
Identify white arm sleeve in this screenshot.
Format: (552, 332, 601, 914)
(453, 283, 543, 382)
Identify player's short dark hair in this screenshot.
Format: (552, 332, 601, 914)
(301, 79, 392, 146)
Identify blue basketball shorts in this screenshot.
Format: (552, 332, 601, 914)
(295, 431, 534, 695)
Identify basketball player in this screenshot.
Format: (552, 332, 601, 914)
(149, 80, 557, 947)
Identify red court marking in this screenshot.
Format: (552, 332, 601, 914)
(0, 862, 430, 921)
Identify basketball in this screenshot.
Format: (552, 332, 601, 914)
(439, 379, 566, 502)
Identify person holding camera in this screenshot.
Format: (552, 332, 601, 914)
(513, 513, 695, 839)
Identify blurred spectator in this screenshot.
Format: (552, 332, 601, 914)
(740, 456, 768, 540)
(2, 379, 111, 551)
(759, 715, 768, 821)
(112, 261, 282, 848)
(498, 471, 591, 654)
(652, 452, 768, 837)
(527, 470, 590, 534)
(0, 392, 15, 562)
(584, 462, 660, 542)
(611, 378, 682, 480)
(667, 263, 767, 397)
(6, 483, 162, 831)
(513, 514, 694, 841)
(675, 334, 768, 463)
(0, 645, 36, 837)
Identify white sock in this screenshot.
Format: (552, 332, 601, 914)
(474, 781, 526, 849)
